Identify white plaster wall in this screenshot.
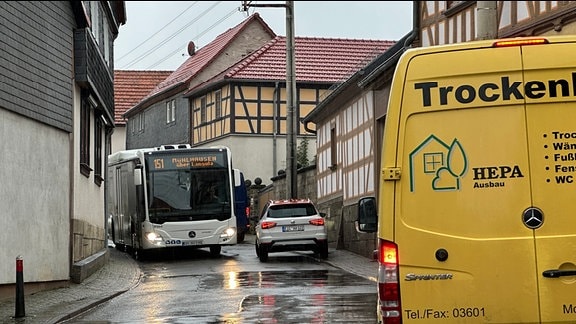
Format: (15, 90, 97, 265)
(72, 86, 105, 252)
(110, 125, 126, 154)
(209, 135, 316, 187)
(0, 109, 70, 284)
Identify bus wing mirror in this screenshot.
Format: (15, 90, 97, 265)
(134, 167, 145, 222)
(356, 196, 377, 233)
(233, 168, 242, 187)
(134, 168, 142, 186)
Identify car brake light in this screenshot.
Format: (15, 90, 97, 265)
(309, 218, 325, 226)
(378, 239, 402, 324)
(261, 221, 277, 229)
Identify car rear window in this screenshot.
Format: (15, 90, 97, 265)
(267, 204, 317, 218)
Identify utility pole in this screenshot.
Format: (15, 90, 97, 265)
(476, 1, 498, 40)
(285, 1, 297, 199)
(241, 1, 297, 199)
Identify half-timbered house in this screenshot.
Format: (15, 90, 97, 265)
(123, 13, 277, 167)
(123, 13, 394, 187)
(303, 1, 576, 258)
(419, 1, 576, 47)
(181, 36, 394, 184)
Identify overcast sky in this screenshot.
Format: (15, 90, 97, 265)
(114, 1, 413, 71)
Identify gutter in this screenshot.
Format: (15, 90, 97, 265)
(302, 30, 418, 134)
(357, 30, 417, 88)
(123, 81, 186, 118)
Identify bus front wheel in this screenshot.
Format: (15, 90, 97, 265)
(209, 245, 221, 257)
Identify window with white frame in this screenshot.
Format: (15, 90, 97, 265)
(94, 113, 104, 185)
(166, 99, 176, 123)
(88, 1, 112, 67)
(89, 1, 100, 43)
(139, 113, 145, 132)
(80, 93, 93, 177)
(132, 113, 144, 133)
(103, 18, 110, 66)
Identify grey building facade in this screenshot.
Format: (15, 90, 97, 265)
(0, 1, 125, 300)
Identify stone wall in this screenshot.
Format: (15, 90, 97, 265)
(341, 204, 378, 259)
(72, 219, 106, 262)
(268, 165, 317, 201)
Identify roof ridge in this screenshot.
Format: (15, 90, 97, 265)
(143, 12, 277, 103)
(291, 35, 396, 42)
(115, 69, 173, 73)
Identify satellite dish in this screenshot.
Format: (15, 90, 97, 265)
(188, 41, 196, 56)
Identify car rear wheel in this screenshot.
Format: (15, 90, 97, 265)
(258, 244, 269, 262)
(318, 241, 328, 259)
(255, 240, 260, 257)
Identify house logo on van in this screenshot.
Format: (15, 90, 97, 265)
(409, 135, 467, 192)
(409, 135, 524, 192)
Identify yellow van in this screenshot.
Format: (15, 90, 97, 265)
(357, 36, 576, 323)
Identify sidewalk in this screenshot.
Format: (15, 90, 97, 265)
(0, 236, 378, 323)
(0, 247, 142, 324)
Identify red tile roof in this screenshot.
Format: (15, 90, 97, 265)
(227, 36, 395, 82)
(144, 12, 275, 101)
(186, 36, 395, 94)
(113, 70, 172, 125)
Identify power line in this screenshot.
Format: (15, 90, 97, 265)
(145, 7, 240, 70)
(116, 2, 199, 65)
(121, 1, 225, 69)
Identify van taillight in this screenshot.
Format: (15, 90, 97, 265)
(378, 239, 402, 324)
(493, 37, 548, 47)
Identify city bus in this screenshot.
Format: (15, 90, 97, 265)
(107, 144, 244, 259)
(356, 36, 576, 323)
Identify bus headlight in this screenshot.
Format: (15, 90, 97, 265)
(220, 227, 236, 238)
(145, 232, 163, 243)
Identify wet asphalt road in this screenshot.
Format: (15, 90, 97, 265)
(68, 238, 377, 323)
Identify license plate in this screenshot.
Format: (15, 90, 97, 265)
(282, 225, 304, 232)
(183, 240, 203, 246)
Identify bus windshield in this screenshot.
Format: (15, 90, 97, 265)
(147, 168, 231, 223)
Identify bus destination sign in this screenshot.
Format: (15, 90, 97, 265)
(148, 153, 225, 170)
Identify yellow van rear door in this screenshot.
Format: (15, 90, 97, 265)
(522, 41, 576, 322)
(395, 45, 540, 323)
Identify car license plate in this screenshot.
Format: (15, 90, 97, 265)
(183, 240, 203, 246)
(282, 225, 304, 232)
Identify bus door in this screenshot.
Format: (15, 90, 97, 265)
(112, 163, 134, 248)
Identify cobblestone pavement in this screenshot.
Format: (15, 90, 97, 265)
(0, 235, 378, 323)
